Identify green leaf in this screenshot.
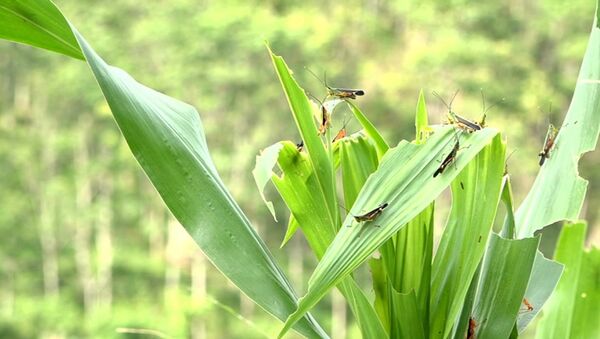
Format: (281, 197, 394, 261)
(0, 3, 328, 336)
(499, 175, 516, 238)
(339, 134, 379, 207)
(0, 0, 83, 59)
(279, 127, 499, 338)
(472, 234, 540, 339)
(268, 47, 338, 223)
(271, 141, 336, 252)
(429, 135, 505, 339)
(381, 205, 433, 338)
(535, 222, 587, 339)
(515, 10, 600, 238)
(74, 33, 327, 339)
(498, 175, 563, 334)
(570, 246, 600, 339)
(281, 214, 300, 248)
(453, 262, 482, 339)
(390, 289, 426, 339)
(385, 205, 434, 300)
(415, 90, 433, 145)
(369, 258, 390, 330)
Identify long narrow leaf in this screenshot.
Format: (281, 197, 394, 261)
(515, 3, 600, 238)
(346, 101, 389, 157)
(430, 135, 505, 339)
(339, 134, 379, 207)
(74, 31, 327, 339)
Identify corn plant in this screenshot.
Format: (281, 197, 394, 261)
(0, 0, 598, 338)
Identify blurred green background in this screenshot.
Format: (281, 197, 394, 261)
(0, 0, 598, 337)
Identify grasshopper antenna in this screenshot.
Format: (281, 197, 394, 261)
(305, 67, 328, 88)
(432, 90, 450, 111)
(449, 89, 460, 108)
(480, 90, 500, 114)
(340, 113, 350, 129)
(506, 149, 517, 162)
(338, 202, 351, 214)
(432, 89, 459, 111)
(504, 148, 518, 174)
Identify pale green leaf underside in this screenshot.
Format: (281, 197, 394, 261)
(253, 142, 284, 221)
(517, 251, 563, 332)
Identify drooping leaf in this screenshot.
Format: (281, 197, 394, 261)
(0, 2, 328, 337)
(75, 32, 327, 339)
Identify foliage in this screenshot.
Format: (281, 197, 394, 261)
(0, 0, 599, 338)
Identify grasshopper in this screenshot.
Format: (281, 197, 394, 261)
(538, 124, 558, 166)
(433, 90, 493, 133)
(306, 92, 331, 135)
(306, 67, 365, 100)
(332, 116, 350, 143)
(344, 202, 389, 228)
